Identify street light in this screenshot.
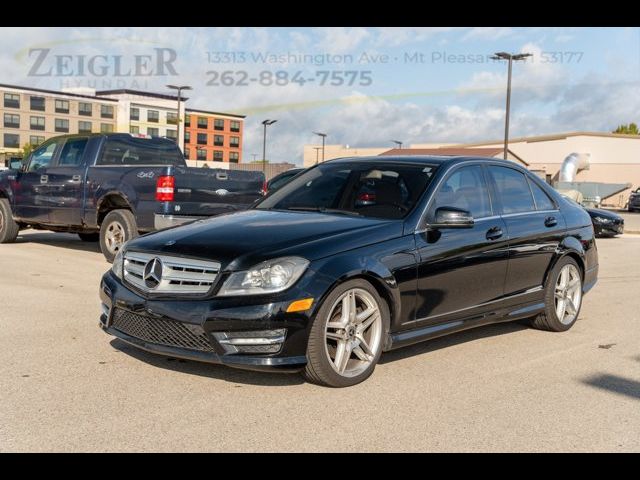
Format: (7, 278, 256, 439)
(313, 132, 327, 163)
(313, 147, 322, 165)
(391, 140, 403, 149)
(262, 119, 277, 176)
(490, 52, 532, 159)
(166, 84, 192, 153)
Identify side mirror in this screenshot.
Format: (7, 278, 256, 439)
(9, 159, 24, 171)
(429, 207, 474, 229)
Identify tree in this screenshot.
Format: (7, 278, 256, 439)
(613, 123, 639, 135)
(202, 163, 209, 168)
(21, 143, 34, 158)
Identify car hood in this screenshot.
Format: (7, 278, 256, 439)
(127, 209, 404, 270)
(585, 208, 622, 220)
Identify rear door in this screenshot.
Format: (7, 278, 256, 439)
(13, 139, 63, 223)
(486, 165, 566, 296)
(43, 136, 90, 226)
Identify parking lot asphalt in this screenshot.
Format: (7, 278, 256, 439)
(1, 230, 639, 452)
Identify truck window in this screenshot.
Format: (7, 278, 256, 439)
(58, 137, 89, 167)
(28, 141, 59, 172)
(98, 136, 185, 166)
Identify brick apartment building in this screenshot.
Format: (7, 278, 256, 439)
(183, 109, 245, 165)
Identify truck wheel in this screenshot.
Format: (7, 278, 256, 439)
(78, 233, 99, 242)
(99, 209, 138, 263)
(0, 198, 19, 244)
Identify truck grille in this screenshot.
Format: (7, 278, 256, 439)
(123, 251, 220, 295)
(111, 308, 215, 353)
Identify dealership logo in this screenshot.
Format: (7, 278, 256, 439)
(143, 257, 163, 289)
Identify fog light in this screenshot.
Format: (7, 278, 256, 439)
(212, 329, 286, 354)
(286, 298, 314, 313)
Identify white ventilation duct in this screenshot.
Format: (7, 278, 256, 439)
(559, 153, 590, 182)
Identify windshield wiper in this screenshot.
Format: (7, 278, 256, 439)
(285, 206, 361, 216)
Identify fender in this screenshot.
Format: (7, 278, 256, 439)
(93, 190, 134, 226)
(543, 235, 587, 287)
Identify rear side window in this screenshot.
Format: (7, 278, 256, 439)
(528, 178, 556, 211)
(488, 166, 535, 214)
(57, 137, 88, 167)
(98, 136, 184, 166)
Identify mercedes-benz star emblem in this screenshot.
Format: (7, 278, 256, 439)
(143, 257, 163, 289)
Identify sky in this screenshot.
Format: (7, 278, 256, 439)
(2, 27, 639, 164)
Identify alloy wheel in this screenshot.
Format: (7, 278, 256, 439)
(104, 221, 125, 255)
(554, 264, 582, 325)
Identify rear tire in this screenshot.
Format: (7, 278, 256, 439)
(530, 256, 583, 332)
(0, 198, 19, 244)
(99, 209, 138, 263)
(304, 279, 389, 387)
(78, 232, 99, 242)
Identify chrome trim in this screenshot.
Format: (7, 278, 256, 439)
(402, 286, 544, 325)
(154, 214, 205, 230)
(500, 209, 560, 219)
(123, 251, 220, 295)
(218, 336, 286, 346)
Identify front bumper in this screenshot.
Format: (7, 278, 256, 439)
(99, 272, 319, 372)
(594, 221, 624, 236)
(154, 214, 205, 231)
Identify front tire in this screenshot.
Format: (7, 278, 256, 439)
(99, 209, 138, 263)
(530, 257, 583, 332)
(304, 279, 389, 387)
(0, 198, 19, 244)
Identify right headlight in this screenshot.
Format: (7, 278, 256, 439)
(218, 256, 309, 296)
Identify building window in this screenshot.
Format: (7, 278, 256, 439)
(100, 123, 114, 133)
(184, 115, 190, 127)
(147, 110, 159, 123)
(213, 150, 223, 161)
(4, 93, 20, 108)
(197, 148, 207, 161)
(230, 136, 240, 148)
(166, 112, 178, 125)
(214, 118, 224, 131)
(166, 129, 177, 140)
(229, 152, 239, 163)
(30, 96, 45, 111)
(30, 116, 45, 131)
(3, 113, 20, 129)
(230, 120, 241, 132)
(29, 135, 45, 146)
(184, 131, 190, 143)
(4, 133, 20, 148)
(130, 107, 139, 121)
(147, 127, 159, 137)
(78, 121, 92, 134)
(197, 133, 208, 145)
(197, 117, 208, 129)
(101, 104, 114, 119)
(214, 135, 224, 146)
(55, 118, 69, 133)
(55, 99, 70, 114)
(78, 102, 92, 116)
(129, 125, 139, 134)
(184, 149, 190, 160)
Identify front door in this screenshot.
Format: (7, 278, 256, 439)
(414, 164, 510, 325)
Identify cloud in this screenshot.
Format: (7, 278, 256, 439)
(462, 27, 515, 41)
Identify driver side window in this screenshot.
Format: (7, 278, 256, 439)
(27, 141, 59, 172)
(430, 165, 492, 219)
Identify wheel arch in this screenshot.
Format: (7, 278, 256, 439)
(544, 238, 586, 288)
(96, 192, 133, 225)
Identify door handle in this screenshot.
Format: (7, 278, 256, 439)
(71, 175, 82, 183)
(486, 226, 503, 241)
(545, 216, 557, 227)
(40, 175, 48, 184)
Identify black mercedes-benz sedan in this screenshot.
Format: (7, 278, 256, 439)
(585, 208, 624, 237)
(99, 156, 599, 387)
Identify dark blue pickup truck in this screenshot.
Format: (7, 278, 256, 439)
(0, 133, 265, 261)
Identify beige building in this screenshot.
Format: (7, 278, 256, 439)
(303, 143, 457, 167)
(380, 147, 527, 166)
(1, 83, 118, 160)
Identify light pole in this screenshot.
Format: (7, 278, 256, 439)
(391, 140, 403, 149)
(166, 84, 192, 153)
(313, 147, 322, 165)
(313, 132, 327, 163)
(251, 154, 258, 162)
(262, 119, 277, 176)
(490, 52, 531, 159)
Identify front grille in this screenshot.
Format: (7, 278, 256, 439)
(123, 251, 220, 295)
(111, 308, 214, 353)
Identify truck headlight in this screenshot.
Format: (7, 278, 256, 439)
(111, 247, 125, 279)
(218, 256, 309, 296)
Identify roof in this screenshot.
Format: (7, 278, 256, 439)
(186, 108, 246, 119)
(453, 131, 640, 147)
(96, 89, 186, 101)
(0, 83, 118, 102)
(379, 147, 528, 166)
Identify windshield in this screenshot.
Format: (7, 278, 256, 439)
(256, 162, 438, 219)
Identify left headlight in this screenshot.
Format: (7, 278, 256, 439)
(594, 216, 612, 224)
(111, 247, 125, 279)
(218, 256, 310, 296)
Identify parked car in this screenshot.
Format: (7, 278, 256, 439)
(585, 207, 624, 237)
(266, 168, 305, 193)
(0, 133, 265, 261)
(628, 188, 640, 212)
(99, 156, 598, 387)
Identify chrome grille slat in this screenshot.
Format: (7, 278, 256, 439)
(123, 251, 220, 295)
